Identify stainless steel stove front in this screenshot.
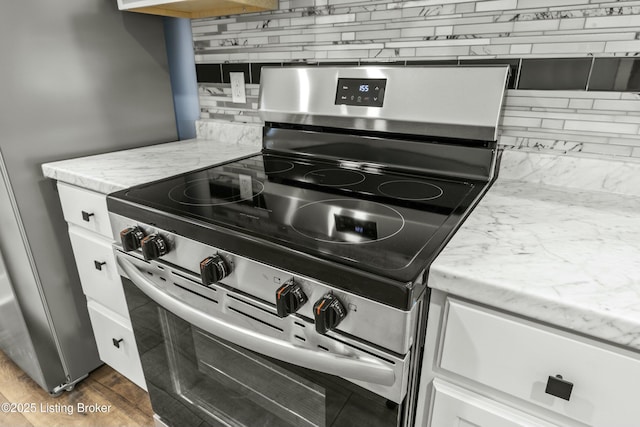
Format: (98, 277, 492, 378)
(109, 212, 420, 356)
(114, 245, 424, 427)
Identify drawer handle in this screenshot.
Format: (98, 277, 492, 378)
(81, 211, 94, 222)
(545, 375, 573, 401)
(112, 338, 124, 349)
(94, 261, 106, 271)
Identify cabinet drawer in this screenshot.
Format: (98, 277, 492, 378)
(440, 299, 640, 426)
(87, 301, 146, 391)
(68, 225, 129, 319)
(429, 379, 558, 427)
(58, 182, 112, 238)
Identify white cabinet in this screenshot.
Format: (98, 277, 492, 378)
(57, 182, 146, 390)
(87, 301, 146, 390)
(429, 379, 558, 427)
(417, 291, 640, 427)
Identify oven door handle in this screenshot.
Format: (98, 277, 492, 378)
(117, 255, 396, 387)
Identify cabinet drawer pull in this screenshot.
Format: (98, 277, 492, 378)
(94, 261, 106, 271)
(545, 375, 573, 401)
(112, 338, 124, 349)
(81, 211, 94, 222)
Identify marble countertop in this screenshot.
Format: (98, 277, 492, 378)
(42, 138, 260, 194)
(429, 150, 640, 351)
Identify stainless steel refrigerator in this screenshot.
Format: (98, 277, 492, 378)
(0, 0, 177, 394)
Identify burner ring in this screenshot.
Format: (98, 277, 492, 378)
(290, 198, 405, 245)
(263, 159, 295, 174)
(168, 177, 264, 207)
(378, 180, 443, 201)
(303, 169, 366, 187)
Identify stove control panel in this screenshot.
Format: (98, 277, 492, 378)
(275, 280, 308, 318)
(313, 294, 347, 334)
(120, 226, 145, 251)
(200, 254, 231, 285)
(140, 233, 169, 261)
(335, 78, 386, 107)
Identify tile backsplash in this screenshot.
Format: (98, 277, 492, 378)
(192, 0, 640, 159)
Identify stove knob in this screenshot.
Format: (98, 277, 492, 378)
(140, 234, 169, 261)
(313, 294, 347, 334)
(200, 254, 230, 285)
(275, 280, 307, 317)
(120, 226, 145, 251)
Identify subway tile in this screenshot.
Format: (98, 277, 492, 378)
(290, 0, 314, 7)
(400, 27, 436, 38)
(456, 3, 475, 13)
(369, 48, 402, 59)
(519, 58, 591, 90)
(541, 119, 564, 129)
(510, 44, 532, 54)
(469, 44, 511, 55)
(505, 95, 570, 108)
(342, 32, 356, 41)
(452, 22, 514, 36)
(327, 49, 371, 59)
(502, 116, 543, 127)
(227, 22, 249, 31)
(513, 19, 560, 32)
(564, 120, 639, 135)
(476, 0, 517, 12)
(606, 137, 640, 148)
(593, 99, 640, 113)
(316, 33, 341, 42)
(281, 34, 315, 43)
(356, 12, 371, 22)
(558, 18, 585, 31)
(435, 26, 454, 36)
(517, 0, 588, 7)
(589, 58, 640, 92)
(370, 10, 403, 21)
(581, 143, 633, 157)
(289, 16, 316, 27)
(355, 29, 402, 40)
(568, 98, 594, 109)
(196, 64, 223, 83)
(415, 45, 471, 56)
(531, 42, 605, 55)
(493, 32, 636, 46)
(401, 5, 457, 19)
(386, 38, 489, 48)
(632, 147, 640, 158)
(316, 14, 356, 25)
(509, 89, 621, 100)
(585, 15, 640, 29)
(304, 43, 384, 51)
(605, 40, 640, 54)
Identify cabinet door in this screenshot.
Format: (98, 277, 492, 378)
(429, 379, 558, 427)
(68, 225, 129, 319)
(87, 301, 146, 391)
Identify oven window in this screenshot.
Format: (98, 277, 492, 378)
(126, 281, 401, 427)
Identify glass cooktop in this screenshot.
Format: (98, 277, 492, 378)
(112, 153, 481, 281)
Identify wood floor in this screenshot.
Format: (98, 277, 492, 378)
(0, 350, 154, 427)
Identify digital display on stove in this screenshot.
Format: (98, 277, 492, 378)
(335, 78, 386, 107)
(334, 214, 378, 240)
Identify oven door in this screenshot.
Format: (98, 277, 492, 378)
(116, 251, 410, 427)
